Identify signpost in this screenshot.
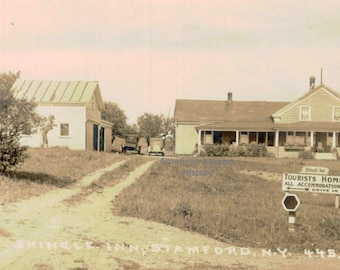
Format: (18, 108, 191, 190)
(282, 166, 339, 232)
(282, 193, 300, 212)
(282, 173, 340, 195)
(282, 194, 300, 232)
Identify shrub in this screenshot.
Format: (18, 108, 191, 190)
(228, 144, 246, 157)
(199, 149, 207, 156)
(203, 142, 268, 157)
(203, 143, 229, 156)
(299, 150, 314, 159)
(0, 143, 28, 173)
(0, 72, 43, 174)
(246, 142, 268, 157)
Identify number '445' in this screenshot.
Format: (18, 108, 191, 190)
(304, 249, 336, 258)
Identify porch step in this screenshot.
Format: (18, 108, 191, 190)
(314, 153, 337, 160)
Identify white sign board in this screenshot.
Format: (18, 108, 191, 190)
(300, 166, 329, 175)
(282, 173, 340, 194)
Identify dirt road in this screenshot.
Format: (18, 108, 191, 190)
(0, 158, 338, 269)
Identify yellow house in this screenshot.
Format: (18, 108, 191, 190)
(174, 83, 340, 159)
(11, 79, 113, 152)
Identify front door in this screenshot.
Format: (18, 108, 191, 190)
(93, 124, 98, 151)
(315, 132, 327, 152)
(99, 127, 105, 152)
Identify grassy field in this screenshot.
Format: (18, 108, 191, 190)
(113, 157, 340, 253)
(2, 148, 340, 253)
(0, 147, 125, 204)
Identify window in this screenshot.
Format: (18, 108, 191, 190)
(296, 132, 306, 144)
(60, 124, 69, 136)
(300, 106, 311, 121)
(279, 131, 286, 146)
(249, 132, 257, 143)
(240, 131, 248, 144)
(22, 124, 32, 135)
(267, 132, 275, 146)
(333, 107, 340, 121)
(203, 131, 213, 144)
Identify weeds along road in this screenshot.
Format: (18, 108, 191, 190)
(0, 156, 339, 270)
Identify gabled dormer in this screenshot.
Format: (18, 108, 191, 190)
(271, 84, 340, 123)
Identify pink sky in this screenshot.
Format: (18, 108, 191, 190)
(1, 0, 340, 123)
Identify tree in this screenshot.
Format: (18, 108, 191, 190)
(137, 113, 165, 138)
(101, 101, 128, 137)
(125, 123, 139, 134)
(0, 71, 43, 173)
(41, 115, 56, 148)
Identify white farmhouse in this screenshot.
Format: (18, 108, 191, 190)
(174, 81, 340, 159)
(11, 79, 113, 152)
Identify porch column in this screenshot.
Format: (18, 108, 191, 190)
(310, 131, 314, 147)
(275, 130, 279, 158)
(333, 132, 336, 148)
(198, 130, 201, 146)
(275, 130, 279, 147)
(235, 131, 239, 146)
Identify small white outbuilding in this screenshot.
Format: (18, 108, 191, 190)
(11, 79, 113, 152)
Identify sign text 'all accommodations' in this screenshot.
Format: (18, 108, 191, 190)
(282, 173, 340, 194)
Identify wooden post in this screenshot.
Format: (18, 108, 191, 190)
(275, 130, 279, 158)
(335, 195, 340, 209)
(288, 211, 296, 232)
(235, 131, 239, 146)
(310, 131, 314, 147)
(197, 130, 201, 146)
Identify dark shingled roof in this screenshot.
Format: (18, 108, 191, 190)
(174, 99, 289, 122)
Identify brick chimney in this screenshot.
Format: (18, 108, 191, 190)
(227, 92, 232, 103)
(310, 75, 315, 90)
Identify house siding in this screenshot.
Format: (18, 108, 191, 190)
(86, 109, 102, 123)
(104, 127, 112, 152)
(86, 121, 94, 151)
(21, 105, 87, 150)
(175, 124, 198, 155)
(280, 88, 340, 122)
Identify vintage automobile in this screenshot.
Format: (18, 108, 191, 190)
(148, 137, 165, 156)
(122, 134, 141, 154)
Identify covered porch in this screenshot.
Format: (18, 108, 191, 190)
(196, 121, 340, 158)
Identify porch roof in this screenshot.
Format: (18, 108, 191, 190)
(196, 121, 276, 131)
(197, 121, 340, 132)
(276, 122, 340, 132)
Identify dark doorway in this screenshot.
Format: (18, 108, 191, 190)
(258, 132, 266, 144)
(267, 132, 275, 146)
(214, 131, 222, 144)
(99, 127, 105, 152)
(316, 132, 328, 152)
(93, 124, 98, 151)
